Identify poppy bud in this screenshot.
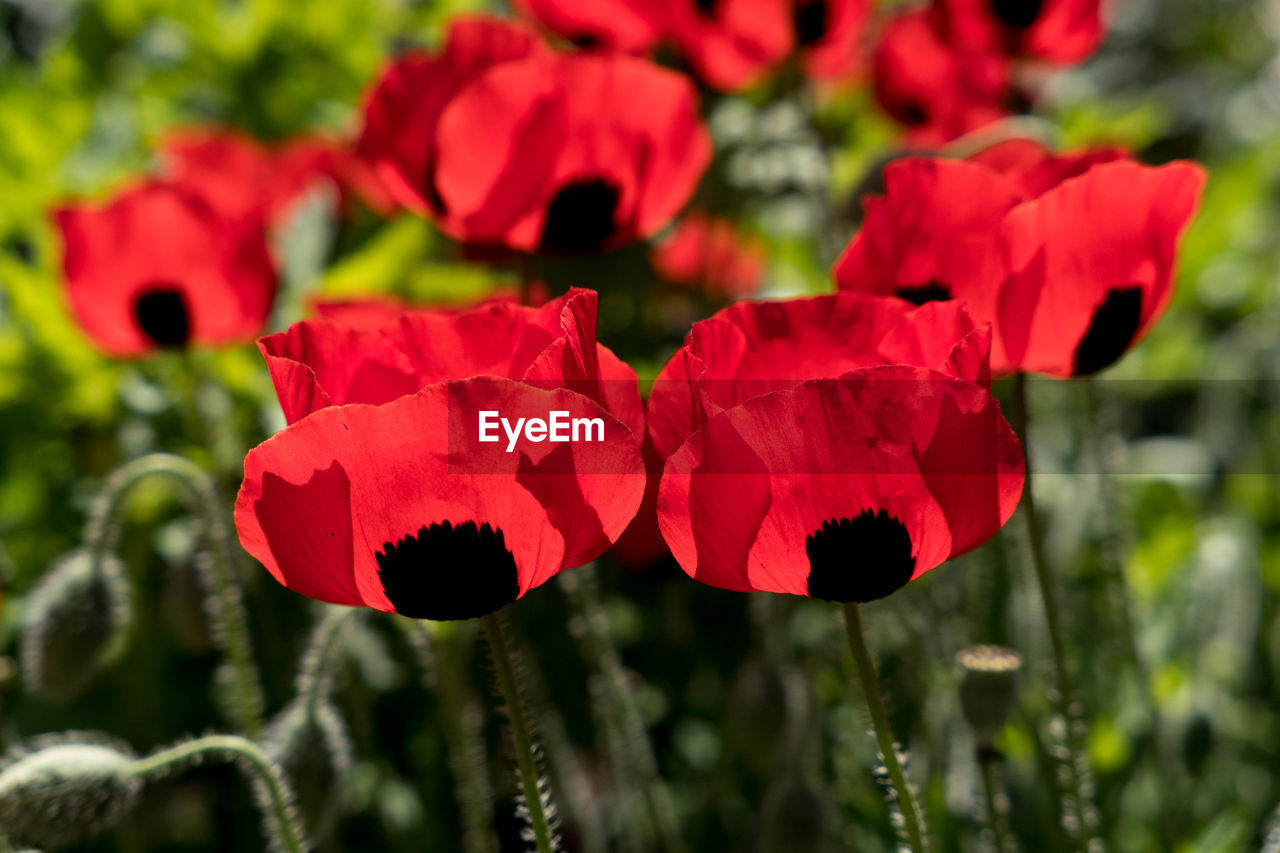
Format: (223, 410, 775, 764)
(263, 699, 353, 840)
(20, 549, 132, 701)
(0, 736, 140, 848)
(956, 645, 1022, 747)
(760, 778, 830, 853)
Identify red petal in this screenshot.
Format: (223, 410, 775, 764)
(237, 378, 644, 616)
(660, 366, 1017, 599)
(664, 0, 794, 91)
(999, 160, 1206, 376)
(648, 292, 990, 460)
(514, 0, 664, 51)
(257, 320, 421, 423)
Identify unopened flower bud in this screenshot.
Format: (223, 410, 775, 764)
(20, 550, 132, 701)
(263, 699, 352, 840)
(0, 735, 140, 848)
(956, 645, 1022, 747)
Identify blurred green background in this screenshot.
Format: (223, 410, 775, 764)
(1, 0, 1280, 851)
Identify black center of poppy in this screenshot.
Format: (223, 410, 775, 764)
(805, 509, 916, 603)
(898, 101, 929, 127)
(1071, 286, 1143, 376)
(695, 0, 718, 17)
(539, 177, 621, 254)
(895, 281, 952, 305)
(989, 0, 1044, 29)
(133, 286, 191, 348)
(375, 520, 520, 620)
(793, 0, 830, 47)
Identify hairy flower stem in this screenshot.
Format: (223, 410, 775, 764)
(1009, 375, 1096, 851)
(85, 453, 264, 735)
(398, 619, 499, 853)
(841, 602, 927, 853)
(298, 608, 353, 718)
(129, 735, 307, 853)
(560, 565, 687, 853)
(977, 749, 1015, 853)
(481, 610, 559, 853)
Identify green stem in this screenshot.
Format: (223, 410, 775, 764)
(398, 618, 499, 853)
(977, 750, 1014, 853)
(298, 608, 353, 719)
(560, 565, 687, 853)
(841, 602, 928, 853)
(1009, 375, 1095, 851)
(85, 453, 264, 735)
(130, 734, 307, 853)
(481, 610, 558, 853)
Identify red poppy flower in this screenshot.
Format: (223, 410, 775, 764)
(258, 287, 644, 435)
(794, 0, 871, 80)
(662, 0, 794, 91)
(647, 292, 992, 460)
(356, 16, 548, 220)
(432, 51, 711, 252)
(872, 8, 1012, 145)
(238, 288, 647, 619)
(236, 378, 646, 619)
(933, 0, 1104, 64)
(998, 159, 1206, 376)
(513, 0, 664, 51)
(648, 295, 1022, 600)
(651, 211, 766, 299)
(53, 180, 277, 356)
(161, 128, 386, 222)
(834, 144, 1206, 376)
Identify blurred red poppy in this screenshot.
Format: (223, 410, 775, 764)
(238, 288, 647, 619)
(53, 180, 277, 357)
(794, 0, 871, 80)
(356, 16, 548, 221)
(872, 8, 1013, 145)
(513, 0, 664, 51)
(358, 17, 710, 254)
(648, 294, 1022, 601)
(662, 0, 793, 91)
(433, 52, 710, 253)
(834, 142, 1207, 376)
(933, 0, 1104, 64)
(651, 211, 766, 300)
(161, 127, 389, 222)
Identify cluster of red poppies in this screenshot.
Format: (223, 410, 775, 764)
(50, 2, 1206, 624)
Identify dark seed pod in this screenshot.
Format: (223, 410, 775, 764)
(760, 777, 830, 853)
(263, 699, 353, 841)
(0, 734, 140, 848)
(20, 550, 132, 701)
(956, 645, 1023, 747)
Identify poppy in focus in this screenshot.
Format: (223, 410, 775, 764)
(651, 211, 766, 300)
(871, 8, 1014, 145)
(834, 141, 1207, 376)
(53, 180, 277, 357)
(648, 293, 1022, 601)
(238, 288, 647, 620)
